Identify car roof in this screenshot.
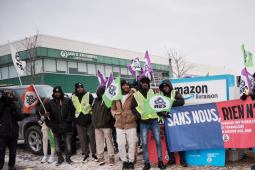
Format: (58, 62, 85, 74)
(0, 85, 51, 90)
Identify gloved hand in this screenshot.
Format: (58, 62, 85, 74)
(251, 93, 255, 100)
(44, 112, 50, 117)
(38, 120, 43, 126)
(241, 93, 248, 100)
(40, 116, 45, 121)
(161, 112, 171, 118)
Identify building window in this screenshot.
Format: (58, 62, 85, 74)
(35, 60, 43, 74)
(127, 69, 133, 78)
(113, 66, 119, 77)
(68, 61, 78, 74)
(87, 63, 96, 75)
(44, 59, 56, 73)
(9, 66, 17, 78)
(78, 63, 87, 75)
(105, 65, 112, 77)
(0, 68, 2, 80)
(97, 65, 105, 75)
(57, 60, 67, 73)
(121, 67, 128, 78)
(1, 67, 8, 79)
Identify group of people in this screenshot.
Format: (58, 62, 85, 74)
(0, 76, 188, 170)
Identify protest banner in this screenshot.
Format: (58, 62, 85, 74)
(164, 97, 255, 152)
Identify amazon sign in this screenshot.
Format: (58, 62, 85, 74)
(171, 79, 227, 105)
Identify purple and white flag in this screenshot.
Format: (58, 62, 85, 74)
(138, 70, 152, 81)
(142, 51, 153, 73)
(240, 67, 254, 96)
(106, 72, 114, 89)
(97, 70, 107, 86)
(127, 58, 141, 78)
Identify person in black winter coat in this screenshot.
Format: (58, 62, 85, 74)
(159, 79, 187, 167)
(0, 90, 24, 170)
(45, 86, 74, 166)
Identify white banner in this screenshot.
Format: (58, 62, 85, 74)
(172, 80, 227, 105)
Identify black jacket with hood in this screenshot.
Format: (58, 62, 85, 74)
(159, 79, 185, 107)
(71, 89, 94, 126)
(0, 97, 24, 138)
(131, 76, 159, 124)
(92, 86, 113, 129)
(47, 92, 73, 134)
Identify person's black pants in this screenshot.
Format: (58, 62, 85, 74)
(0, 137, 18, 169)
(71, 123, 78, 153)
(54, 132, 72, 159)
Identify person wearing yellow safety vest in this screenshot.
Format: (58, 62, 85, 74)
(131, 76, 168, 170)
(71, 83, 98, 163)
(159, 79, 187, 167)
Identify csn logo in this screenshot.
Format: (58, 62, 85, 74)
(154, 97, 166, 109)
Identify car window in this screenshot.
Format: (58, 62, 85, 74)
(15, 86, 53, 99)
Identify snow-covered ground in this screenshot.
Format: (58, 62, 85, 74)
(2, 143, 255, 170)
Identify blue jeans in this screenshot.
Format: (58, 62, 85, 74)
(140, 120, 163, 163)
(164, 126, 185, 161)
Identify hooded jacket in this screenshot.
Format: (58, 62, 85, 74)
(131, 76, 158, 124)
(71, 89, 94, 126)
(111, 88, 137, 129)
(35, 97, 52, 129)
(0, 99, 24, 138)
(92, 86, 113, 129)
(47, 92, 73, 134)
(159, 79, 185, 107)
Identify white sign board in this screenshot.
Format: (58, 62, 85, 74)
(172, 79, 227, 105)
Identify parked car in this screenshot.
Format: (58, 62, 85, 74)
(0, 85, 53, 155)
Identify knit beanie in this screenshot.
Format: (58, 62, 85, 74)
(121, 80, 130, 87)
(53, 86, 63, 93)
(75, 82, 84, 89)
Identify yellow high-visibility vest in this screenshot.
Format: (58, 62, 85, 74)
(72, 92, 92, 118)
(134, 89, 158, 120)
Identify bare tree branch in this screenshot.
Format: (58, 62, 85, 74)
(166, 48, 195, 79)
(22, 31, 44, 84)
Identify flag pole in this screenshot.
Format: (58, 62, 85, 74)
(152, 73, 157, 93)
(32, 84, 50, 119)
(135, 71, 137, 82)
(18, 74, 22, 86)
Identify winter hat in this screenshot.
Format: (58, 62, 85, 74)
(75, 82, 84, 89)
(121, 80, 130, 87)
(53, 86, 63, 93)
(140, 77, 150, 85)
(97, 86, 106, 95)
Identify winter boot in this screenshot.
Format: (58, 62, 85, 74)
(158, 161, 166, 169)
(66, 158, 73, 165)
(180, 160, 188, 167)
(165, 160, 176, 167)
(143, 163, 151, 170)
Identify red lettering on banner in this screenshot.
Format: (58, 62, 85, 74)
(216, 97, 255, 148)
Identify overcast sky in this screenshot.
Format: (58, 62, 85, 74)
(0, 0, 255, 75)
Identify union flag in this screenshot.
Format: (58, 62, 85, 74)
(21, 85, 39, 114)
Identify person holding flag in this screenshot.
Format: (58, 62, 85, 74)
(35, 96, 56, 163)
(158, 79, 187, 167)
(0, 90, 23, 170)
(71, 83, 98, 163)
(111, 80, 137, 170)
(131, 76, 167, 170)
(92, 86, 115, 166)
(45, 86, 74, 166)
